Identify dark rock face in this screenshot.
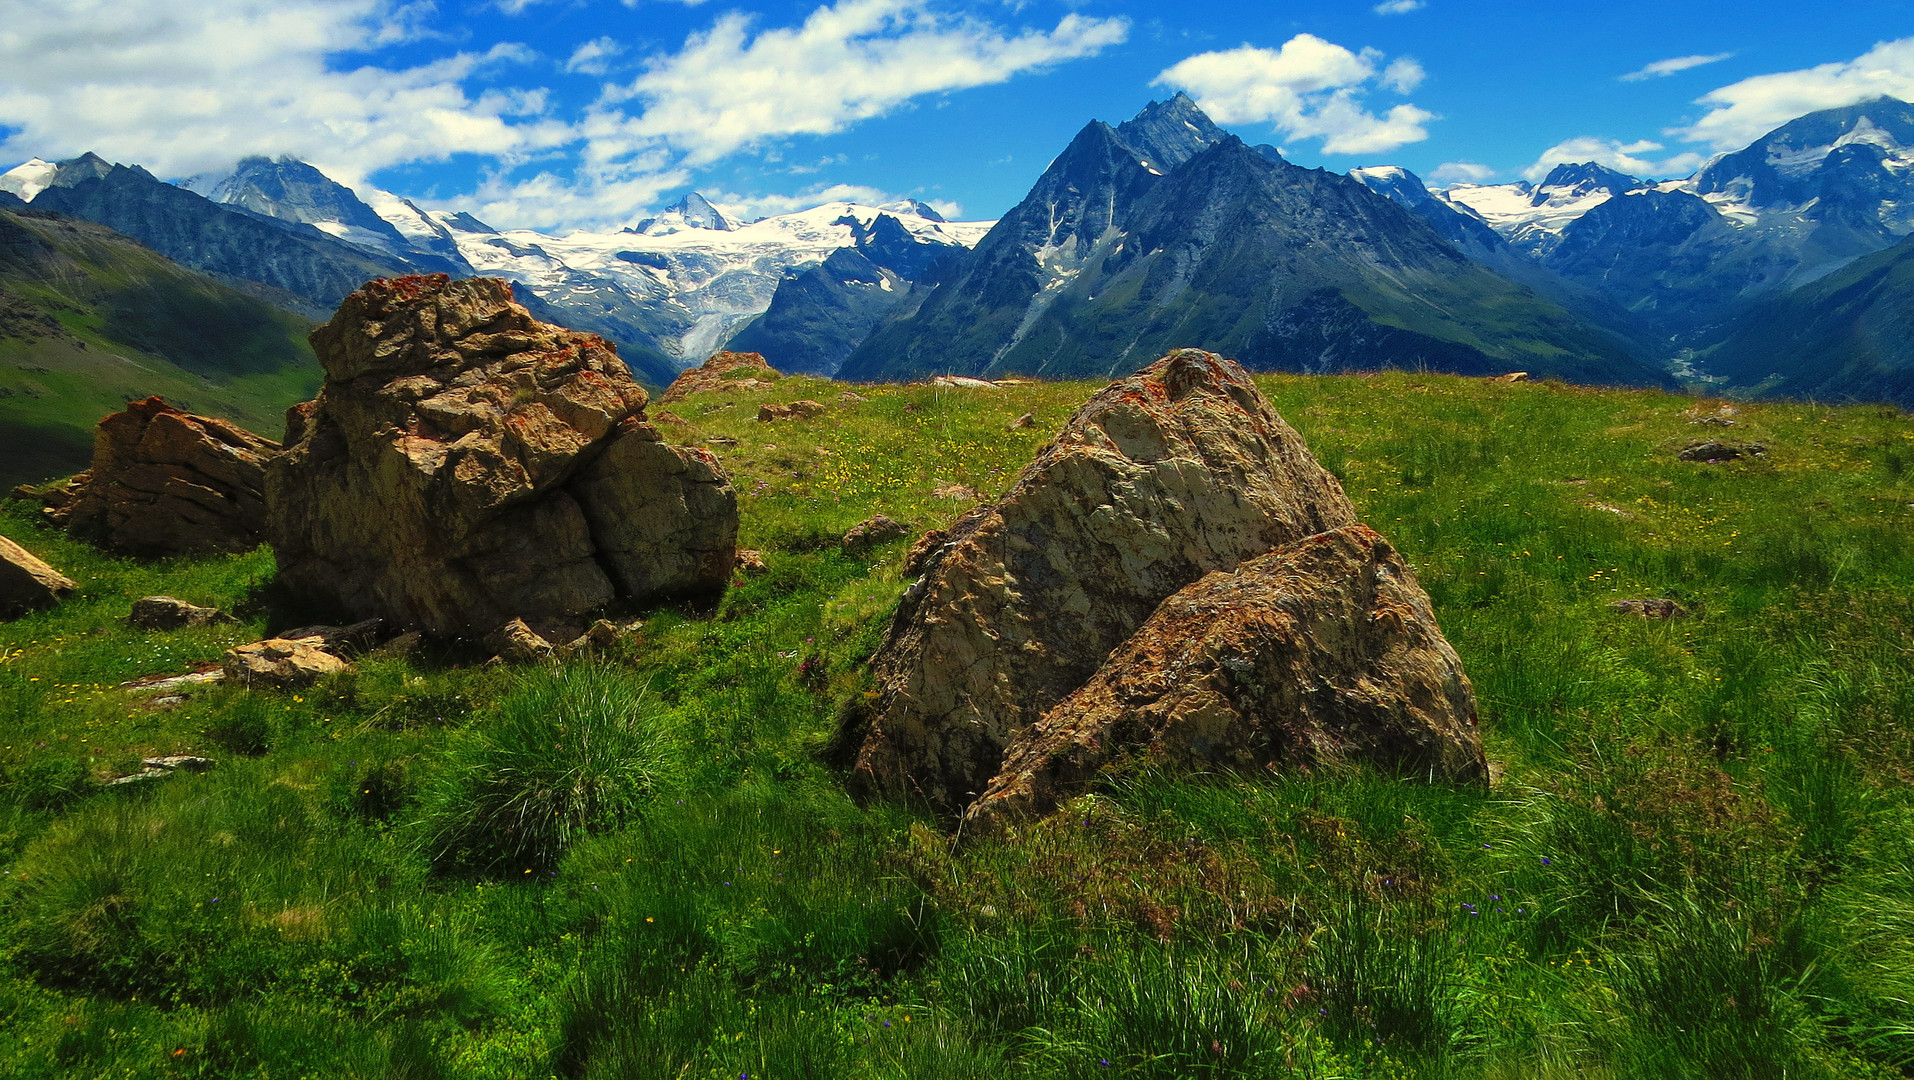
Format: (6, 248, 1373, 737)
(56, 397, 279, 557)
(970, 525, 1483, 825)
(267, 274, 738, 638)
(842, 350, 1362, 812)
(0, 535, 76, 618)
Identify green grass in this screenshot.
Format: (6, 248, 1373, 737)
(1, 370, 1913, 1077)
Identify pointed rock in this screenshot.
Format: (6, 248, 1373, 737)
(841, 350, 1359, 811)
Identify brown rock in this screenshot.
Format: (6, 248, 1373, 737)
(129, 596, 227, 630)
(661, 351, 782, 403)
(840, 391, 867, 403)
(969, 525, 1483, 825)
(275, 618, 389, 657)
(486, 618, 554, 663)
(931, 375, 999, 391)
(841, 514, 911, 553)
(1010, 412, 1035, 430)
(1491, 371, 1529, 383)
(842, 349, 1359, 811)
(1679, 441, 1765, 463)
(222, 636, 349, 688)
(932, 482, 982, 501)
(1612, 598, 1690, 619)
(0, 535, 76, 618)
(51, 397, 279, 556)
(266, 275, 738, 637)
(735, 548, 768, 574)
(757, 400, 826, 423)
(557, 618, 642, 659)
(652, 410, 689, 425)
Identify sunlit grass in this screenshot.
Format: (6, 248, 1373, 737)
(1, 370, 1912, 1077)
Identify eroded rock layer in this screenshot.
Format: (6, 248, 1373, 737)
(267, 275, 737, 636)
(57, 397, 278, 556)
(969, 525, 1484, 826)
(843, 349, 1360, 811)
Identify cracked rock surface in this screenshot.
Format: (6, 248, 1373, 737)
(842, 349, 1362, 812)
(968, 524, 1484, 826)
(55, 397, 278, 557)
(267, 274, 737, 637)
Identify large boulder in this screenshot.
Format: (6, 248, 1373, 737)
(660, 350, 782, 403)
(0, 535, 76, 618)
(267, 275, 738, 637)
(968, 525, 1484, 825)
(52, 397, 278, 556)
(842, 349, 1360, 811)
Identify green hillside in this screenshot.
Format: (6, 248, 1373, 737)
(3, 372, 1913, 1078)
(0, 209, 320, 487)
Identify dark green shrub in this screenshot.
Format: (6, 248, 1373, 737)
(417, 665, 678, 874)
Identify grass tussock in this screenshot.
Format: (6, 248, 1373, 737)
(0, 371, 1912, 1076)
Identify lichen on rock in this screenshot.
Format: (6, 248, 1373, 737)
(267, 274, 738, 638)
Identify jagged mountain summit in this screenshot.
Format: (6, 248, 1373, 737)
(840, 98, 1661, 386)
(629, 192, 742, 236)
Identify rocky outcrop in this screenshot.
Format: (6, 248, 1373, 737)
(660, 350, 782, 403)
(0, 535, 76, 618)
(757, 400, 826, 422)
(223, 635, 349, 687)
(841, 514, 911, 553)
(267, 274, 738, 638)
(50, 397, 278, 557)
(842, 349, 1362, 811)
(968, 525, 1483, 825)
(129, 596, 227, 630)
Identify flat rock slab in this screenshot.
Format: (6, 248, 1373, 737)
(129, 596, 227, 630)
(969, 525, 1485, 825)
(0, 535, 76, 619)
(223, 637, 349, 688)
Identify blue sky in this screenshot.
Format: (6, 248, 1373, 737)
(3, 0, 1912, 230)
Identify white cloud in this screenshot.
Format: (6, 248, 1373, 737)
(1619, 52, 1732, 82)
(1520, 136, 1703, 182)
(1675, 37, 1914, 150)
(1373, 0, 1424, 14)
(1154, 35, 1434, 155)
(597, 0, 1129, 167)
(1430, 161, 1495, 183)
(0, 0, 569, 185)
(566, 37, 625, 76)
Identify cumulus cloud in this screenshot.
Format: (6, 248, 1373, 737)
(1154, 34, 1434, 155)
(0, 0, 569, 184)
(1374, 0, 1424, 14)
(1674, 37, 1914, 149)
(566, 37, 625, 76)
(1430, 161, 1495, 183)
(1520, 136, 1703, 182)
(1619, 53, 1732, 82)
(596, 0, 1129, 166)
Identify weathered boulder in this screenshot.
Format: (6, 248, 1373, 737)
(931, 375, 999, 391)
(129, 596, 228, 630)
(661, 351, 782, 403)
(0, 535, 76, 618)
(841, 514, 911, 553)
(757, 400, 826, 422)
(968, 526, 1484, 825)
(53, 397, 278, 556)
(267, 275, 738, 637)
(842, 349, 1359, 811)
(1679, 441, 1765, 463)
(223, 636, 349, 688)
(1612, 598, 1690, 619)
(485, 617, 555, 664)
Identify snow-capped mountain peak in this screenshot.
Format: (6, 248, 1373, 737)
(628, 192, 743, 236)
(1, 153, 113, 202)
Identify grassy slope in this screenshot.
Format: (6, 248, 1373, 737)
(0, 212, 321, 488)
(1, 372, 1913, 1078)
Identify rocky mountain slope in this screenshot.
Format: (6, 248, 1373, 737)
(840, 98, 1661, 385)
(0, 206, 318, 487)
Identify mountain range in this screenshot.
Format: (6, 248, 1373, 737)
(7, 94, 1914, 404)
